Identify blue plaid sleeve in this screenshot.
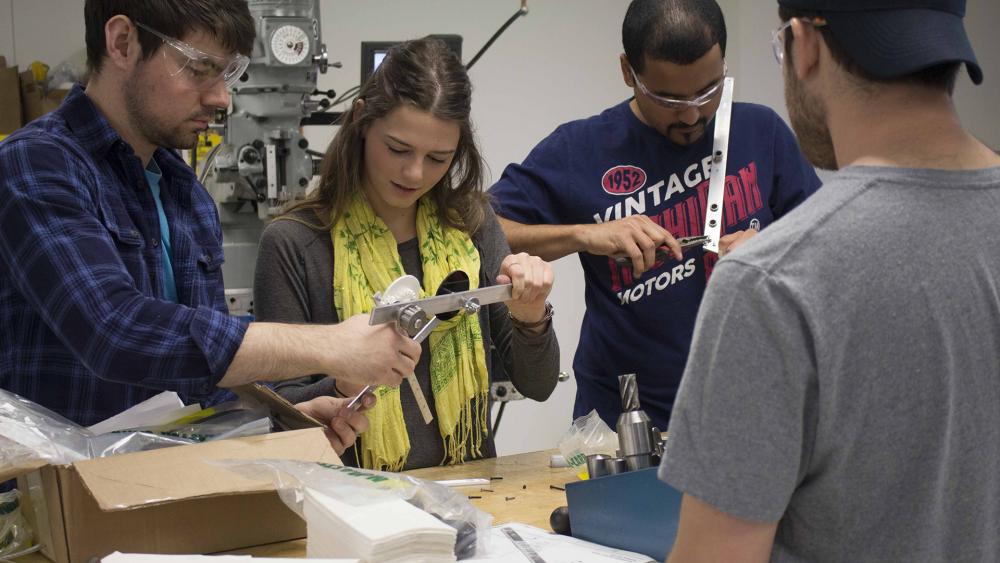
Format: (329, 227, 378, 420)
(0, 136, 246, 393)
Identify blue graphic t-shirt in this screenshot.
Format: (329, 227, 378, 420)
(490, 100, 822, 429)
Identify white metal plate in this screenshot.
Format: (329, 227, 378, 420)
(702, 77, 735, 254)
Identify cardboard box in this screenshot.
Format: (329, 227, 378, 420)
(19, 69, 68, 125)
(0, 57, 22, 134)
(5, 428, 340, 563)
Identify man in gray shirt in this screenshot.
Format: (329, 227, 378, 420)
(659, 1, 1000, 561)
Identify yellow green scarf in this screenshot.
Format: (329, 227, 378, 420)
(332, 193, 489, 471)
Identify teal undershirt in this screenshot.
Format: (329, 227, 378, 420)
(144, 160, 178, 302)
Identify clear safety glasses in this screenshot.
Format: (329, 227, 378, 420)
(135, 22, 250, 89)
(630, 62, 728, 110)
(771, 17, 827, 66)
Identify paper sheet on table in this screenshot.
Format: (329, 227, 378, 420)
(103, 552, 358, 563)
(467, 523, 656, 562)
(87, 391, 197, 434)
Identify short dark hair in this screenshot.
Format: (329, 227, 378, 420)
(778, 7, 960, 94)
(84, 0, 255, 75)
(623, 0, 727, 73)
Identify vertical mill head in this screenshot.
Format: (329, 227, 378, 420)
(618, 373, 639, 412)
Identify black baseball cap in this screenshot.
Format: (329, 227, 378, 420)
(777, 0, 983, 85)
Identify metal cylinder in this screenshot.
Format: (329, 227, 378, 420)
(625, 453, 653, 471)
(617, 410, 655, 457)
(617, 373, 655, 461)
(607, 457, 628, 475)
(586, 454, 610, 479)
(396, 304, 428, 336)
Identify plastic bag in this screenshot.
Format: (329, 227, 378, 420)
(217, 459, 493, 559)
(46, 61, 85, 90)
(0, 490, 34, 558)
(0, 390, 272, 466)
(557, 409, 619, 479)
(126, 401, 271, 443)
(0, 389, 92, 465)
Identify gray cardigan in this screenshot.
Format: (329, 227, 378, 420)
(253, 204, 559, 469)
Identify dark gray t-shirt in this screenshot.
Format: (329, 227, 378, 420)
(660, 166, 1000, 562)
(253, 204, 559, 470)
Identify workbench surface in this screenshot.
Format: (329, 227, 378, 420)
(228, 449, 575, 558)
(22, 449, 576, 560)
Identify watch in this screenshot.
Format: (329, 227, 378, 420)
(509, 302, 554, 329)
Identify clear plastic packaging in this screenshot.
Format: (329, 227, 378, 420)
(46, 61, 85, 90)
(124, 401, 271, 443)
(217, 459, 493, 559)
(557, 409, 619, 479)
(0, 490, 33, 558)
(0, 389, 92, 465)
(0, 390, 272, 467)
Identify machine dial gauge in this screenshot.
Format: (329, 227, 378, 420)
(270, 25, 310, 65)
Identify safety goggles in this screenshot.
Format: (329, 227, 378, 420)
(135, 22, 250, 89)
(771, 17, 827, 66)
(630, 62, 727, 110)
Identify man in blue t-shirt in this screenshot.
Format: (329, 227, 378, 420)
(490, 0, 822, 430)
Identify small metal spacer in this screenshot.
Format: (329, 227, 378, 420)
(463, 297, 481, 314)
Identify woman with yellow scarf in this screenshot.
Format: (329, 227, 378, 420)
(253, 37, 559, 471)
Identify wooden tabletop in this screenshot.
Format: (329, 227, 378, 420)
(407, 448, 576, 528)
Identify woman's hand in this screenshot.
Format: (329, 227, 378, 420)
(497, 252, 554, 326)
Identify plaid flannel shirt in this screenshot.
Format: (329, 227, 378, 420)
(0, 85, 248, 426)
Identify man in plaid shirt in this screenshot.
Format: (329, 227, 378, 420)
(0, 0, 419, 454)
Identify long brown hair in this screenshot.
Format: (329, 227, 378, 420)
(282, 36, 488, 234)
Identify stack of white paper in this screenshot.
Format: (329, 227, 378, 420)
(304, 487, 457, 563)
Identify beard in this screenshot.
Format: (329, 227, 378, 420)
(667, 118, 708, 146)
(123, 65, 207, 151)
(784, 66, 838, 170)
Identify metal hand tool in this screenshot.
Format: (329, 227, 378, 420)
(345, 314, 439, 413)
(368, 284, 512, 325)
(349, 272, 513, 421)
(613, 235, 710, 266)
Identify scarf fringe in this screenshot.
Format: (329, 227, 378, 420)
(443, 391, 489, 465)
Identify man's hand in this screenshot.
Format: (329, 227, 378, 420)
(497, 252, 554, 327)
(718, 229, 758, 258)
(294, 393, 375, 455)
(221, 318, 420, 389)
(580, 215, 682, 277)
(324, 315, 421, 388)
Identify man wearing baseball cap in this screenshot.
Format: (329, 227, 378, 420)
(658, 1, 1000, 561)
